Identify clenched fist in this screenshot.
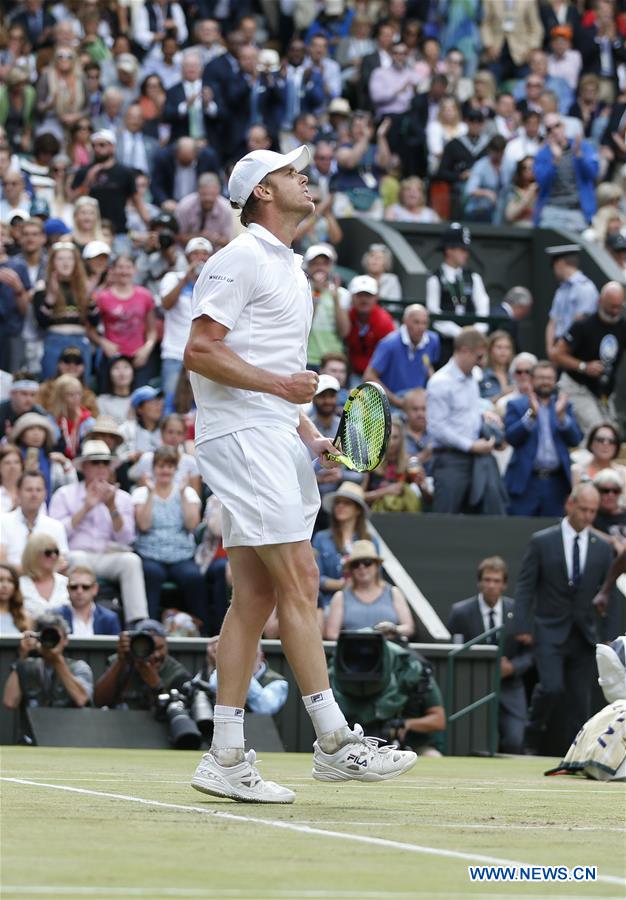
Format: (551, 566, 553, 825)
(276, 371, 319, 404)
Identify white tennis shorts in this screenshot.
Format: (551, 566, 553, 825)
(195, 425, 320, 548)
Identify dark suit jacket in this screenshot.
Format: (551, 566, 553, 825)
(150, 144, 220, 206)
(358, 50, 384, 108)
(57, 604, 121, 636)
(513, 524, 618, 646)
(447, 595, 533, 717)
(504, 395, 582, 497)
(163, 82, 219, 143)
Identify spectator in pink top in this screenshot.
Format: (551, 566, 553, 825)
(95, 254, 158, 388)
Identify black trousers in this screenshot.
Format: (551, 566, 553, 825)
(525, 626, 595, 755)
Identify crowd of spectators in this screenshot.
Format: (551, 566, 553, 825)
(1, 0, 626, 746)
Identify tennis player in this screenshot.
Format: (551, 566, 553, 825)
(184, 145, 417, 804)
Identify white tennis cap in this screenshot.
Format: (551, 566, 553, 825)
(304, 243, 336, 264)
(185, 237, 213, 255)
(349, 275, 378, 295)
(228, 145, 311, 208)
(91, 129, 116, 146)
(315, 374, 340, 396)
(82, 240, 112, 260)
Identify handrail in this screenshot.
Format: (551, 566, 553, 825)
(443, 624, 503, 756)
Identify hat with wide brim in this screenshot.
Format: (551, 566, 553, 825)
(11, 413, 56, 449)
(345, 539, 382, 565)
(75, 439, 121, 471)
(322, 481, 370, 517)
(87, 415, 123, 447)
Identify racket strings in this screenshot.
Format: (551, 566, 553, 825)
(340, 390, 387, 470)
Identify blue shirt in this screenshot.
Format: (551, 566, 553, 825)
(549, 270, 599, 338)
(534, 403, 560, 471)
(427, 358, 482, 452)
(368, 326, 440, 393)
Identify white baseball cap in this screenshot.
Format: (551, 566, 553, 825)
(349, 275, 378, 296)
(91, 129, 116, 146)
(82, 240, 112, 260)
(315, 374, 340, 396)
(304, 243, 336, 264)
(185, 237, 213, 255)
(228, 145, 311, 208)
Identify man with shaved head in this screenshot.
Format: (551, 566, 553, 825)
(514, 483, 618, 754)
(363, 304, 440, 409)
(552, 281, 626, 433)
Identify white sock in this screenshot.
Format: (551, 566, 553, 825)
(211, 705, 245, 764)
(302, 689, 348, 747)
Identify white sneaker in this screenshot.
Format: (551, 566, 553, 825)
(191, 750, 295, 804)
(312, 724, 417, 783)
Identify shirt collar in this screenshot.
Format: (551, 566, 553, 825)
(447, 358, 472, 381)
(561, 517, 588, 542)
(477, 593, 502, 617)
(400, 323, 429, 350)
(246, 223, 302, 265)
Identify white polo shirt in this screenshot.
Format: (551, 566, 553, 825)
(0, 507, 69, 567)
(190, 223, 313, 444)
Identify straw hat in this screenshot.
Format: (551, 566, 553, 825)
(345, 540, 382, 565)
(88, 415, 123, 447)
(322, 482, 369, 516)
(11, 413, 56, 449)
(75, 439, 120, 470)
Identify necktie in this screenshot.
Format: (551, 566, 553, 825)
(488, 609, 496, 643)
(572, 535, 581, 587)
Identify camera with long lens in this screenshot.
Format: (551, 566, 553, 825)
(127, 630, 156, 660)
(155, 678, 214, 749)
(29, 626, 62, 654)
(158, 229, 176, 251)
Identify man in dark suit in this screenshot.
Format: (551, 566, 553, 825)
(164, 50, 218, 143)
(356, 21, 395, 110)
(514, 483, 618, 754)
(448, 556, 534, 754)
(150, 138, 220, 209)
(505, 360, 582, 516)
(401, 74, 449, 177)
(57, 566, 121, 636)
(490, 286, 533, 351)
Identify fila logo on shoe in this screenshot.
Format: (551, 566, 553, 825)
(346, 753, 368, 767)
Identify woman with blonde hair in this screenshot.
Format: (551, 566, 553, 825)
(48, 374, 96, 460)
(324, 539, 414, 640)
(364, 416, 421, 512)
(426, 96, 466, 174)
(34, 242, 99, 378)
(71, 196, 104, 251)
(0, 563, 32, 636)
(19, 535, 69, 618)
(582, 205, 626, 246)
(361, 243, 402, 301)
(48, 154, 75, 224)
(35, 45, 87, 139)
(384, 176, 441, 223)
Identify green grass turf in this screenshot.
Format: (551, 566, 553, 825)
(0, 747, 624, 900)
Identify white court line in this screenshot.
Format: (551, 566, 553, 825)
(5, 889, 596, 900)
(2, 777, 625, 888)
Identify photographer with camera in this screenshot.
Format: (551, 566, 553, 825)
(200, 637, 289, 716)
(93, 619, 190, 711)
(2, 612, 93, 712)
(135, 213, 186, 299)
(329, 630, 446, 757)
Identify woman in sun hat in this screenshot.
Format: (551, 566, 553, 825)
(324, 538, 414, 640)
(312, 481, 380, 610)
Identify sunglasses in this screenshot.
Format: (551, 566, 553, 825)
(68, 582, 95, 590)
(42, 548, 60, 557)
(515, 369, 532, 375)
(598, 486, 622, 494)
(594, 436, 617, 445)
(350, 559, 376, 570)
(61, 356, 83, 364)
(56, 52, 74, 60)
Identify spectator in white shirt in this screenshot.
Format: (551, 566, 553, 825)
(159, 237, 213, 397)
(502, 110, 543, 183)
(0, 472, 69, 572)
(133, 0, 188, 54)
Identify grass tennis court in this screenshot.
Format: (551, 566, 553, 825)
(1, 747, 624, 899)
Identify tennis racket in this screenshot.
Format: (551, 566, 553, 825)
(326, 381, 391, 472)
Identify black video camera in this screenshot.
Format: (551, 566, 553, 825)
(31, 626, 63, 652)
